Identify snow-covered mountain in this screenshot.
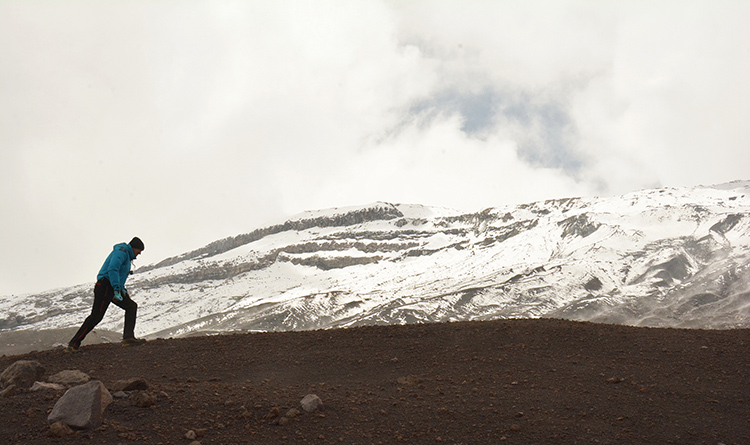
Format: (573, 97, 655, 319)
(3, 181, 750, 339)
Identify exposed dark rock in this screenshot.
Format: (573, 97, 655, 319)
(558, 213, 600, 238)
(710, 213, 742, 234)
(584, 277, 603, 291)
(140, 204, 404, 272)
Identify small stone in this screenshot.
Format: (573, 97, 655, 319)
(111, 378, 149, 392)
(0, 360, 45, 389)
(185, 430, 197, 440)
(1, 384, 18, 398)
(300, 394, 322, 413)
(130, 391, 157, 407)
(49, 421, 74, 437)
(286, 408, 301, 418)
(30, 381, 66, 392)
(397, 375, 421, 386)
(48, 370, 90, 386)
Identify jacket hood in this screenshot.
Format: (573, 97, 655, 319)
(114, 242, 135, 260)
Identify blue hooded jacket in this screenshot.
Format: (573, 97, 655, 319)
(97, 242, 135, 291)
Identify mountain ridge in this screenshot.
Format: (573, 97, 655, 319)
(2, 181, 749, 348)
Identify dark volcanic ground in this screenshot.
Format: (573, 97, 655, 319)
(1, 318, 748, 444)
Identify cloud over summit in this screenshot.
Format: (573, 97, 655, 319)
(1, 1, 748, 295)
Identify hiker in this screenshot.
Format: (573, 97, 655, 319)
(66, 237, 147, 352)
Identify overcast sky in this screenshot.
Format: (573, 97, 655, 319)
(2, 0, 749, 296)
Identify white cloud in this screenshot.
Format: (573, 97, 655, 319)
(573, 1, 750, 191)
(1, 0, 748, 295)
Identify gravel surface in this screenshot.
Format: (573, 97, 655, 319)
(1, 318, 748, 444)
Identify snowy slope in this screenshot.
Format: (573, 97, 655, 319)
(2, 181, 749, 338)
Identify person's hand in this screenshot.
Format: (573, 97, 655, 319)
(113, 290, 123, 302)
(123, 289, 130, 299)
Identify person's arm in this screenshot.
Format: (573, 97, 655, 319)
(106, 249, 128, 291)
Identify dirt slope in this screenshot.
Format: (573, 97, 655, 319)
(1, 318, 748, 444)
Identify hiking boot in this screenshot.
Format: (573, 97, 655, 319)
(121, 337, 147, 347)
(64, 345, 81, 353)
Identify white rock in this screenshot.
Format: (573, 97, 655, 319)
(300, 394, 322, 412)
(30, 381, 66, 392)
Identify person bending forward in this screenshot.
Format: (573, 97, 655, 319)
(67, 237, 147, 352)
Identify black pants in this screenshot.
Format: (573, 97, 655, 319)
(69, 278, 138, 348)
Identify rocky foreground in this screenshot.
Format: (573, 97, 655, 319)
(1, 318, 749, 444)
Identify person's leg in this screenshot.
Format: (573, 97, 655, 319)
(112, 296, 138, 340)
(69, 280, 112, 348)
